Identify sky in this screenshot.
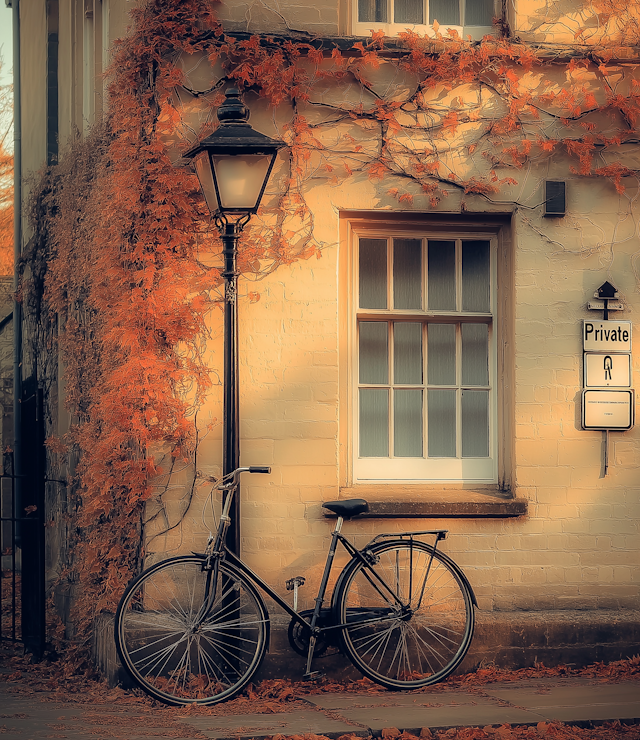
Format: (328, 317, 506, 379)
(0, 3, 13, 88)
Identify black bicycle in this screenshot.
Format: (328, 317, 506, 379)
(114, 466, 476, 705)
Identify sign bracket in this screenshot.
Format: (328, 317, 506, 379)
(583, 282, 633, 477)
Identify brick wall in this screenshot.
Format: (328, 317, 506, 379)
(144, 43, 640, 616)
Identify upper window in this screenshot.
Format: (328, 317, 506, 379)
(352, 229, 498, 483)
(353, 0, 496, 39)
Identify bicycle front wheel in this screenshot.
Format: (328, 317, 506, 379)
(115, 555, 268, 705)
(334, 540, 474, 689)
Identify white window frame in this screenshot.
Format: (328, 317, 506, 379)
(349, 223, 499, 485)
(351, 0, 497, 41)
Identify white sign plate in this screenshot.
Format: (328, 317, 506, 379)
(584, 353, 632, 387)
(583, 320, 632, 352)
(582, 389, 635, 430)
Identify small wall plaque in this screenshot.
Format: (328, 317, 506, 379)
(582, 389, 635, 430)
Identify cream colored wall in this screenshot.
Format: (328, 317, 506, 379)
(19, 0, 47, 236)
(215, 0, 640, 43)
(145, 48, 640, 615)
(17, 0, 640, 614)
(148, 180, 640, 612)
(216, 0, 342, 36)
(511, 0, 640, 45)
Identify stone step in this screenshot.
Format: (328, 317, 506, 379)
(93, 608, 640, 688)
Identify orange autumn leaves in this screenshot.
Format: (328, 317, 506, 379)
(21, 0, 640, 663)
(0, 63, 12, 276)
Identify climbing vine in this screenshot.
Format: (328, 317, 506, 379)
(22, 0, 640, 662)
(0, 61, 13, 276)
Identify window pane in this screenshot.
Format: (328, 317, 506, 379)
(465, 0, 493, 25)
(394, 0, 423, 23)
(428, 389, 456, 457)
(360, 389, 389, 456)
(462, 390, 489, 457)
(428, 240, 456, 310)
(427, 323, 456, 385)
(394, 323, 422, 384)
(393, 239, 422, 309)
(462, 240, 490, 312)
(358, 0, 388, 21)
(359, 238, 387, 309)
(394, 389, 423, 457)
(462, 323, 488, 386)
(429, 0, 460, 25)
(359, 322, 388, 384)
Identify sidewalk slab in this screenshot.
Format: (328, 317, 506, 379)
(180, 710, 366, 739)
(310, 704, 542, 733)
(0, 692, 199, 740)
(483, 682, 640, 724)
(303, 691, 493, 710)
(484, 682, 640, 706)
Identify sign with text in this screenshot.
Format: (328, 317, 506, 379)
(582, 389, 635, 430)
(584, 353, 632, 388)
(583, 320, 632, 352)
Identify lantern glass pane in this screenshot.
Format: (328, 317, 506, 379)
(212, 154, 273, 211)
(194, 152, 219, 214)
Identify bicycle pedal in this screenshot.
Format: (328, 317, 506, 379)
(303, 671, 325, 681)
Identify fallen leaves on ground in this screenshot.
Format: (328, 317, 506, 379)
(2, 642, 640, 740)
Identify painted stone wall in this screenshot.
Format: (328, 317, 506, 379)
(143, 35, 640, 616)
(19, 0, 640, 618)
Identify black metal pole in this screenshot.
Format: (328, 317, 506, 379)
(222, 221, 241, 556)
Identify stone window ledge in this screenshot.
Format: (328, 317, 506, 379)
(325, 487, 527, 518)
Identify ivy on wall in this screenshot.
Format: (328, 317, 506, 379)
(22, 0, 640, 661)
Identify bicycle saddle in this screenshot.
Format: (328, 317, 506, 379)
(322, 499, 369, 518)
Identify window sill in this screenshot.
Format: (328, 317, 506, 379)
(330, 486, 527, 518)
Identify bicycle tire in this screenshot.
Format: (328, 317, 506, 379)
(114, 555, 268, 705)
(334, 539, 474, 689)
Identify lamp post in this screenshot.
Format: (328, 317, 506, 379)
(184, 88, 284, 555)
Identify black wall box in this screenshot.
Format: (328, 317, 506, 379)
(544, 180, 566, 216)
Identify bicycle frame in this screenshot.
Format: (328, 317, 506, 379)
(199, 472, 451, 678)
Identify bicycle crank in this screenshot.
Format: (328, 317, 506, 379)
(287, 608, 334, 657)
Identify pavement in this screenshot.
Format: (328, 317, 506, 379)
(0, 676, 639, 740)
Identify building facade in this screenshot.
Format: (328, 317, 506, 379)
(14, 0, 640, 672)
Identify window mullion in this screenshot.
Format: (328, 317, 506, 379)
(455, 238, 462, 311)
(388, 240, 393, 458)
(387, 236, 393, 310)
(456, 321, 462, 459)
(422, 320, 427, 459)
(389, 320, 394, 458)
(455, 239, 462, 459)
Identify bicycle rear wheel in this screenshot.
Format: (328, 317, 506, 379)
(334, 540, 474, 689)
(115, 555, 268, 705)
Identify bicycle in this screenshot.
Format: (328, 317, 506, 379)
(114, 466, 477, 706)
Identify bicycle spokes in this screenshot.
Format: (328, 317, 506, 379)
(336, 540, 474, 689)
(116, 557, 268, 704)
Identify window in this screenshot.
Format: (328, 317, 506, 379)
(353, 0, 496, 39)
(351, 227, 499, 483)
